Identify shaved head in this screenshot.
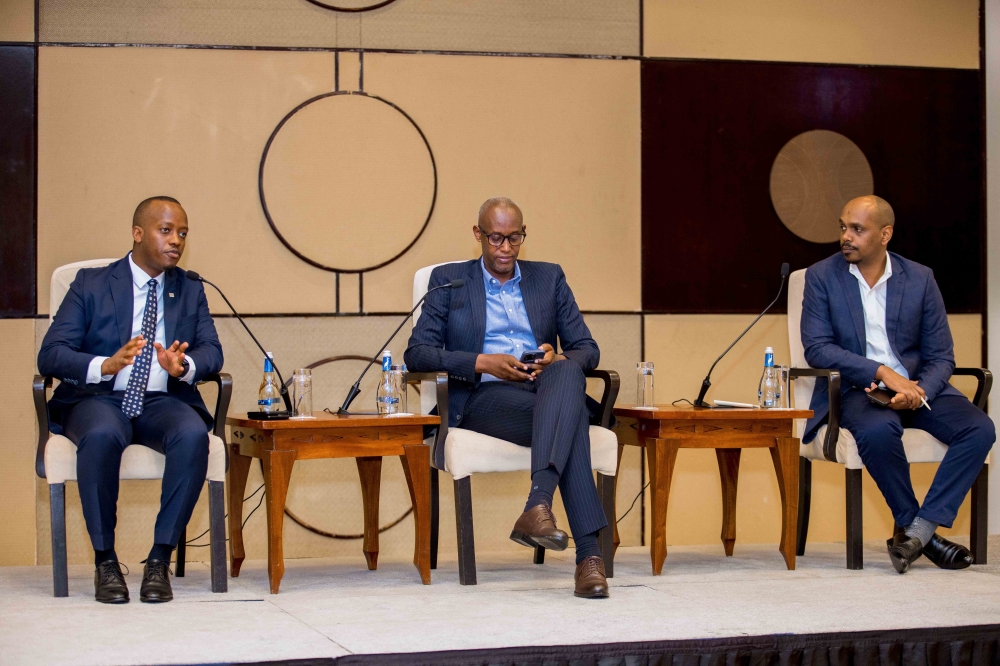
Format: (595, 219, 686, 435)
(478, 197, 522, 229)
(133, 195, 181, 229)
(848, 195, 895, 228)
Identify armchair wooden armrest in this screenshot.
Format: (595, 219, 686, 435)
(406, 371, 449, 469)
(33, 375, 54, 479)
(586, 369, 620, 429)
(789, 368, 841, 463)
(198, 372, 234, 471)
(952, 368, 993, 412)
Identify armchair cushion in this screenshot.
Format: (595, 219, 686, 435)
(801, 426, 965, 470)
(44, 433, 227, 484)
(443, 426, 618, 481)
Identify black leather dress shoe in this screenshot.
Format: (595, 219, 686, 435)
(886, 533, 924, 574)
(94, 560, 129, 604)
(922, 534, 973, 570)
(140, 559, 173, 603)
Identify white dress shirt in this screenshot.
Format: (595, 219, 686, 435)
(848, 254, 909, 381)
(86, 253, 197, 390)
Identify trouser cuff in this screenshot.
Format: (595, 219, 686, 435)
(917, 507, 955, 529)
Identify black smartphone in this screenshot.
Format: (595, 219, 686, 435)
(866, 387, 896, 408)
(519, 349, 546, 363)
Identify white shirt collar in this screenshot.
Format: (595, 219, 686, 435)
(848, 253, 892, 291)
(128, 252, 166, 290)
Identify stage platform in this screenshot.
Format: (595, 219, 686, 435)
(3, 538, 1000, 666)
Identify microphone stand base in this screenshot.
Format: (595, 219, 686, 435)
(337, 408, 381, 416)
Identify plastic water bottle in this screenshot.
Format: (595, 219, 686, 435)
(258, 352, 282, 414)
(376, 350, 399, 414)
(758, 346, 779, 409)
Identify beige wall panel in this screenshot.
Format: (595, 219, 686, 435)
(641, 314, 982, 546)
(643, 0, 979, 69)
(40, 0, 638, 56)
(0, 0, 34, 42)
(0, 321, 37, 565)
(37, 48, 640, 314)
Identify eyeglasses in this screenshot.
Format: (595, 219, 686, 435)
(477, 229, 527, 247)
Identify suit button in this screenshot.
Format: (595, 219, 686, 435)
(456, 415, 462, 422)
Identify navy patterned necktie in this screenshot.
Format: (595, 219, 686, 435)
(122, 279, 158, 418)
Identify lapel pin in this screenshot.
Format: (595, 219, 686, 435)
(168, 293, 175, 298)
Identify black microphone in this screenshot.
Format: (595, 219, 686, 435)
(692, 262, 790, 408)
(185, 271, 292, 412)
(338, 278, 465, 415)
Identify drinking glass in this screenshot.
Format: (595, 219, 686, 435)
(777, 365, 790, 409)
(390, 365, 408, 414)
(636, 361, 654, 407)
(290, 368, 313, 419)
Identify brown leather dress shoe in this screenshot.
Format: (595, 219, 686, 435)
(510, 503, 569, 551)
(574, 556, 609, 599)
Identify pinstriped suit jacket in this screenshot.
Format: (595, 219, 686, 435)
(404, 258, 599, 431)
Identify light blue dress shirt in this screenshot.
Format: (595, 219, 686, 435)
(86, 252, 196, 390)
(480, 258, 539, 382)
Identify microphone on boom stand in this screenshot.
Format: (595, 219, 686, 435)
(337, 279, 465, 415)
(692, 262, 790, 408)
(184, 271, 293, 412)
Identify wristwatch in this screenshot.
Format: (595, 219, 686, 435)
(179, 358, 190, 377)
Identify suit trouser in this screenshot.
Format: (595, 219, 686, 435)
(839, 389, 995, 528)
(458, 360, 608, 538)
(62, 392, 210, 551)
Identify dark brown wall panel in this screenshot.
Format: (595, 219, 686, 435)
(0, 45, 36, 318)
(641, 60, 982, 313)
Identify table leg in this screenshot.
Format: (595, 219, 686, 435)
(262, 449, 295, 594)
(227, 445, 252, 577)
(646, 438, 679, 575)
(401, 444, 432, 585)
(770, 437, 800, 570)
(613, 443, 624, 553)
(716, 449, 741, 557)
(356, 456, 382, 570)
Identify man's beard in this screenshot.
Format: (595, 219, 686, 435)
(842, 245, 861, 264)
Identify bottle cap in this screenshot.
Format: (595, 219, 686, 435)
(266, 352, 274, 358)
(764, 347, 774, 353)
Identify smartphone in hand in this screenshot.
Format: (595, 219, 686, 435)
(519, 349, 546, 363)
(866, 387, 896, 408)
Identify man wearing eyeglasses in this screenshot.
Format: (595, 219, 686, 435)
(405, 197, 609, 598)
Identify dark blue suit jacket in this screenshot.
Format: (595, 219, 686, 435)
(38, 255, 224, 433)
(404, 259, 600, 430)
(801, 251, 960, 442)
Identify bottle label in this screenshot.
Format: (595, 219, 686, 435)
(258, 398, 280, 406)
(264, 358, 274, 372)
(382, 354, 391, 372)
(377, 396, 399, 405)
(764, 352, 774, 368)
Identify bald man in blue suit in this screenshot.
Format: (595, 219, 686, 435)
(801, 195, 994, 574)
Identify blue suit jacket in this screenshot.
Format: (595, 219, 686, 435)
(404, 259, 600, 430)
(801, 251, 960, 442)
(38, 256, 224, 433)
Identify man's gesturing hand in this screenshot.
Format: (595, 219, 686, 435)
(155, 340, 190, 378)
(101, 335, 147, 376)
(870, 366, 926, 410)
(527, 343, 566, 379)
(475, 353, 531, 382)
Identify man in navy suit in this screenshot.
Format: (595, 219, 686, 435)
(801, 195, 994, 574)
(405, 197, 609, 598)
(38, 196, 223, 603)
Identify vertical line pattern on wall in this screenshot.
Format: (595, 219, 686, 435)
(335, 272, 341, 313)
(33, 0, 40, 316)
(638, 0, 644, 57)
(359, 50, 364, 91)
(335, 52, 340, 92)
(358, 272, 364, 313)
(980, 0, 988, 367)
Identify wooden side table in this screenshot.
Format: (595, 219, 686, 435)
(613, 405, 812, 574)
(225, 412, 439, 594)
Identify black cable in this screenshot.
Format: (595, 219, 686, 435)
(672, 398, 694, 406)
(616, 482, 650, 524)
(185, 484, 264, 545)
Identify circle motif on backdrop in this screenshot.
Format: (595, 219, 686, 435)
(303, 0, 399, 12)
(769, 130, 874, 244)
(259, 91, 437, 273)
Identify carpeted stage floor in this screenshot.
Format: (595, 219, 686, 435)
(3, 538, 1000, 666)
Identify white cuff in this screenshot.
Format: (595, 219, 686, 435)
(181, 356, 197, 384)
(87, 356, 114, 384)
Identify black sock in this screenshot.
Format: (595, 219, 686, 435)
(525, 466, 560, 510)
(575, 531, 602, 565)
(148, 543, 174, 563)
(94, 549, 117, 567)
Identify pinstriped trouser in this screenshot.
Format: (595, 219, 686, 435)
(460, 360, 608, 538)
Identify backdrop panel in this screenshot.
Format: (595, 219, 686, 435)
(641, 59, 982, 314)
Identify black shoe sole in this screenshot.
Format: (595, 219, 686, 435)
(140, 594, 173, 603)
(510, 529, 569, 551)
(574, 589, 610, 599)
(95, 596, 130, 604)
